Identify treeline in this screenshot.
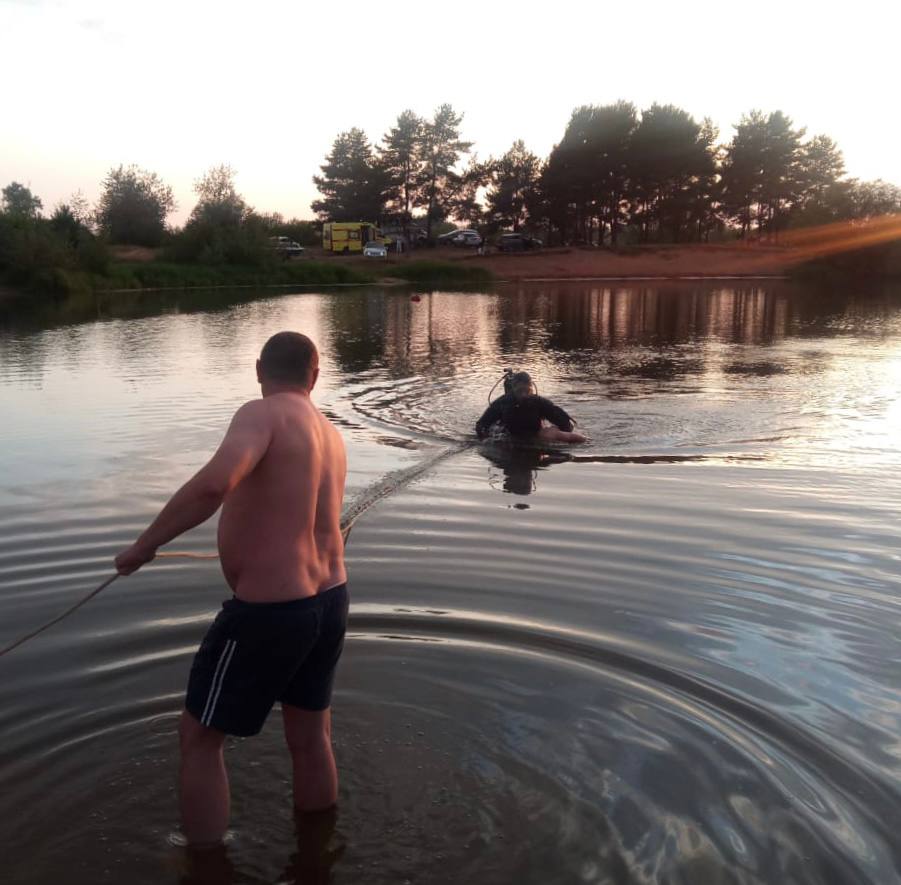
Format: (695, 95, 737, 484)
(314, 101, 901, 245)
(0, 165, 318, 294)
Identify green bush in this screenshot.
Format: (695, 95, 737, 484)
(165, 214, 275, 268)
(95, 260, 375, 291)
(0, 209, 110, 296)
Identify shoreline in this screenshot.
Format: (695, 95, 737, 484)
(1, 273, 793, 302)
(1, 241, 897, 305)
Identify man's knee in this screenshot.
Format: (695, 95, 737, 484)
(283, 705, 331, 756)
(179, 709, 226, 755)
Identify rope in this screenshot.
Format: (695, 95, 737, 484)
(0, 573, 120, 658)
(0, 441, 473, 658)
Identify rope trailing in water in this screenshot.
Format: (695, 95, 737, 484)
(0, 572, 120, 658)
(0, 441, 473, 658)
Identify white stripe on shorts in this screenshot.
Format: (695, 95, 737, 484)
(201, 639, 237, 727)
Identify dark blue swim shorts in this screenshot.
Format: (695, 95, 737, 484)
(185, 584, 348, 736)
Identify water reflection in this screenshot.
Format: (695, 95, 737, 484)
(277, 808, 343, 885)
(479, 443, 547, 496)
(478, 442, 737, 498)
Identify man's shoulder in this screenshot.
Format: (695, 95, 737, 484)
(233, 397, 270, 422)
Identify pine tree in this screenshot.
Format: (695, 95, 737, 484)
(414, 104, 473, 238)
(380, 110, 424, 237)
(486, 141, 541, 232)
(312, 128, 389, 222)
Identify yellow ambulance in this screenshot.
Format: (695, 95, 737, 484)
(322, 222, 385, 253)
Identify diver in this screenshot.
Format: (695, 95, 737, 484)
(475, 370, 587, 444)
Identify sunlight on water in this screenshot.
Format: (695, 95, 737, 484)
(1, 281, 900, 883)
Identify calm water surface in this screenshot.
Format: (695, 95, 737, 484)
(1, 282, 900, 884)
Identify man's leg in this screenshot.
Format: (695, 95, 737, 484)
(282, 704, 338, 811)
(179, 709, 230, 844)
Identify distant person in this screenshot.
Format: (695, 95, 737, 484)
(396, 238, 403, 255)
(475, 371, 586, 444)
(115, 331, 348, 845)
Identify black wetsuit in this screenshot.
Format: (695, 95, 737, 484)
(475, 394, 574, 439)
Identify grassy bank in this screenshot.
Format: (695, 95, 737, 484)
(0, 259, 498, 304)
(103, 260, 379, 290)
(16, 260, 377, 297)
(387, 260, 494, 285)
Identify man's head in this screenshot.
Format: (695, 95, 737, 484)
(257, 332, 319, 392)
(510, 371, 533, 399)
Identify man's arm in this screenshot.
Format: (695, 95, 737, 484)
(475, 399, 503, 439)
(115, 400, 272, 575)
(538, 397, 574, 432)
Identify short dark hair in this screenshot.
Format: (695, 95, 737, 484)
(259, 332, 318, 384)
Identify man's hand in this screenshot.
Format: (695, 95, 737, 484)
(115, 541, 157, 575)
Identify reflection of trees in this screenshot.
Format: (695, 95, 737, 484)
(496, 283, 804, 350)
(320, 290, 387, 374)
(286, 281, 896, 394)
(374, 291, 499, 379)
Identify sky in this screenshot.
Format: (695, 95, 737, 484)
(1, 0, 899, 224)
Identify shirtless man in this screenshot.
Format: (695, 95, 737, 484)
(115, 331, 348, 844)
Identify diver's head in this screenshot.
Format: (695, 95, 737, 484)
(510, 371, 534, 399)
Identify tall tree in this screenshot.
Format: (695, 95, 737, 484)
(721, 110, 805, 238)
(847, 179, 901, 219)
(792, 135, 846, 224)
(67, 190, 93, 230)
(486, 140, 541, 232)
(589, 101, 638, 246)
(96, 164, 175, 246)
(541, 102, 638, 245)
(545, 106, 599, 243)
(628, 104, 715, 243)
(1, 182, 43, 219)
(537, 148, 577, 244)
(380, 110, 424, 237)
(686, 119, 723, 241)
(190, 164, 248, 227)
(444, 158, 491, 227)
(415, 104, 473, 238)
(312, 128, 388, 222)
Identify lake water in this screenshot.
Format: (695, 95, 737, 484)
(1, 281, 900, 884)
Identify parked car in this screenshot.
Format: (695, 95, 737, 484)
(497, 232, 542, 252)
(452, 230, 483, 248)
(436, 229, 482, 247)
(268, 236, 304, 257)
(363, 241, 388, 258)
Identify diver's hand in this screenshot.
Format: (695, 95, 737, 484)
(115, 541, 157, 575)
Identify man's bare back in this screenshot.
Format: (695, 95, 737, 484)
(114, 331, 350, 845)
(218, 392, 346, 602)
